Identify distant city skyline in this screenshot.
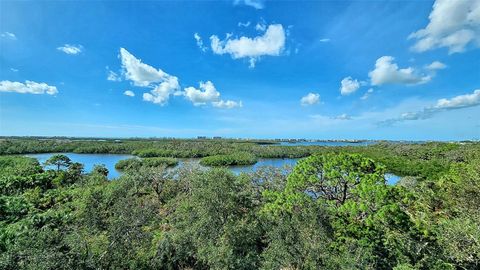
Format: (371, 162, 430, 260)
(1, 0, 479, 140)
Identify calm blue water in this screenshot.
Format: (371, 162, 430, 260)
(25, 153, 401, 185)
(385, 173, 401, 185)
(231, 159, 400, 184)
(229, 158, 300, 174)
(277, 141, 376, 146)
(26, 153, 134, 179)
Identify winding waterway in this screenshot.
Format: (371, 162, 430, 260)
(26, 153, 401, 184)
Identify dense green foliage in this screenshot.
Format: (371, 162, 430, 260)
(1, 139, 479, 269)
(199, 152, 258, 166)
(115, 157, 178, 170)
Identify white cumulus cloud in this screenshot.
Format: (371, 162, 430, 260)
(369, 56, 431, 86)
(300, 92, 320, 106)
(120, 48, 174, 87)
(409, 0, 480, 54)
(210, 24, 286, 68)
(434, 89, 480, 110)
(119, 48, 180, 105)
(184, 81, 242, 109)
(0, 80, 58, 95)
(425, 61, 447, 70)
(184, 81, 220, 106)
(57, 44, 83, 55)
(142, 77, 180, 105)
(124, 90, 135, 97)
(340, 77, 361, 95)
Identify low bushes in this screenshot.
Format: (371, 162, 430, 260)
(132, 149, 209, 158)
(200, 152, 257, 166)
(115, 157, 178, 170)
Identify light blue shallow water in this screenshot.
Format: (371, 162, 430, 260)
(25, 153, 401, 184)
(229, 158, 300, 174)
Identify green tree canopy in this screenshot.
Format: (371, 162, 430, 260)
(263, 152, 386, 214)
(92, 164, 109, 177)
(44, 154, 71, 171)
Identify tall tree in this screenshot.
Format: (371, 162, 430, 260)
(44, 154, 71, 171)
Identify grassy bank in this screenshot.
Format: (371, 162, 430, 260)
(115, 157, 178, 170)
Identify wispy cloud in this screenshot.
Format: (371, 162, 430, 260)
(380, 89, 480, 125)
(238, 21, 251, 27)
(255, 22, 267, 32)
(1, 32, 16, 40)
(194, 33, 208, 52)
(333, 113, 352, 120)
(361, 88, 374, 100)
(57, 44, 83, 55)
(106, 67, 121, 82)
(54, 122, 241, 137)
(212, 100, 243, 109)
(233, 0, 264, 9)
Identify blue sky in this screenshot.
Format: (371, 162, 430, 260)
(1, 0, 479, 140)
